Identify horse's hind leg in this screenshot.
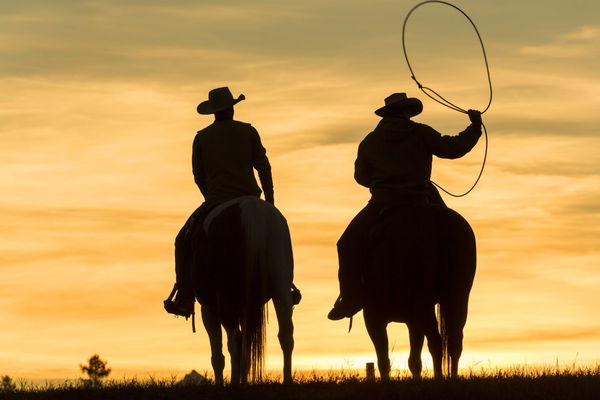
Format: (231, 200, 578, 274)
(423, 308, 443, 379)
(200, 305, 225, 385)
(406, 322, 424, 379)
(364, 311, 390, 380)
(443, 297, 469, 378)
(221, 317, 242, 385)
(272, 287, 294, 383)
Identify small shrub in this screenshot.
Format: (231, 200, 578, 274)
(1, 375, 17, 392)
(80, 354, 112, 387)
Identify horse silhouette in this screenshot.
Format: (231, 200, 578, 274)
(195, 196, 295, 385)
(362, 205, 476, 379)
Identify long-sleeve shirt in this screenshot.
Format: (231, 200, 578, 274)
(354, 117, 481, 201)
(192, 119, 273, 206)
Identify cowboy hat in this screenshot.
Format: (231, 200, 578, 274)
(197, 87, 245, 114)
(375, 93, 423, 117)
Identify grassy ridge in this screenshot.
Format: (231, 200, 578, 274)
(2, 367, 598, 400)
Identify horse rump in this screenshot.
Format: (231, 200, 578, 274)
(365, 205, 441, 318)
(205, 200, 270, 382)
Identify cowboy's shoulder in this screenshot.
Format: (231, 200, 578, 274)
(412, 122, 439, 136)
(195, 121, 222, 135)
(359, 130, 377, 146)
(193, 123, 219, 148)
(233, 120, 262, 139)
(233, 119, 258, 131)
(193, 125, 210, 144)
(195, 120, 251, 133)
(205, 119, 257, 133)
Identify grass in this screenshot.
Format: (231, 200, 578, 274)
(1, 366, 598, 400)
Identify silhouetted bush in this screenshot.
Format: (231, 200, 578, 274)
(1, 375, 17, 392)
(79, 354, 111, 388)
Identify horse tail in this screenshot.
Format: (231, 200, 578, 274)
(240, 199, 269, 382)
(437, 303, 450, 377)
(436, 208, 477, 378)
(241, 291, 266, 382)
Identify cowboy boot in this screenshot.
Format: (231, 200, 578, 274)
(327, 294, 362, 321)
(164, 283, 195, 319)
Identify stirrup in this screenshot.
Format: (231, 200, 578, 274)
(163, 283, 193, 318)
(164, 283, 177, 304)
(327, 295, 361, 321)
(327, 295, 346, 321)
(163, 283, 196, 333)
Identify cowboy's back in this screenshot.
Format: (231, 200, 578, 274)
(193, 120, 273, 206)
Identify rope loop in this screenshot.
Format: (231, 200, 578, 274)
(402, 0, 493, 197)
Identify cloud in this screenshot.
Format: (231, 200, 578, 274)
(0, 205, 181, 273)
(0, 1, 359, 80)
(499, 160, 600, 177)
(563, 26, 600, 40)
(492, 136, 600, 177)
(469, 327, 600, 346)
(521, 25, 600, 58)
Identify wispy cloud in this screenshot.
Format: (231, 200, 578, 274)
(469, 327, 600, 346)
(521, 25, 600, 58)
(563, 26, 600, 40)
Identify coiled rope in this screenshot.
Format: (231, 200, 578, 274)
(402, 0, 492, 197)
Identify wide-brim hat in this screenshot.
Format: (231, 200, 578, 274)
(197, 87, 245, 114)
(375, 93, 423, 117)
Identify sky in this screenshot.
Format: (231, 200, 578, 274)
(1, 0, 599, 380)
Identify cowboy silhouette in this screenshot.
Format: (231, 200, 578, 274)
(327, 93, 483, 320)
(164, 87, 274, 318)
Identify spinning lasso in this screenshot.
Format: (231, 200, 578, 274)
(402, 0, 493, 197)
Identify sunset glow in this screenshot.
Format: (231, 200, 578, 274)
(1, 0, 599, 380)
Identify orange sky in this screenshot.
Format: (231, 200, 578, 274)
(1, 0, 599, 380)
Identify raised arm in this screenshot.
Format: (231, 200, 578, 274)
(424, 110, 483, 159)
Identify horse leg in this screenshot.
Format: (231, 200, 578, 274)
(406, 322, 424, 379)
(267, 220, 295, 384)
(271, 283, 294, 383)
(221, 317, 242, 386)
(272, 290, 294, 384)
(443, 297, 469, 378)
(364, 311, 390, 380)
(423, 308, 443, 379)
(200, 305, 225, 385)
